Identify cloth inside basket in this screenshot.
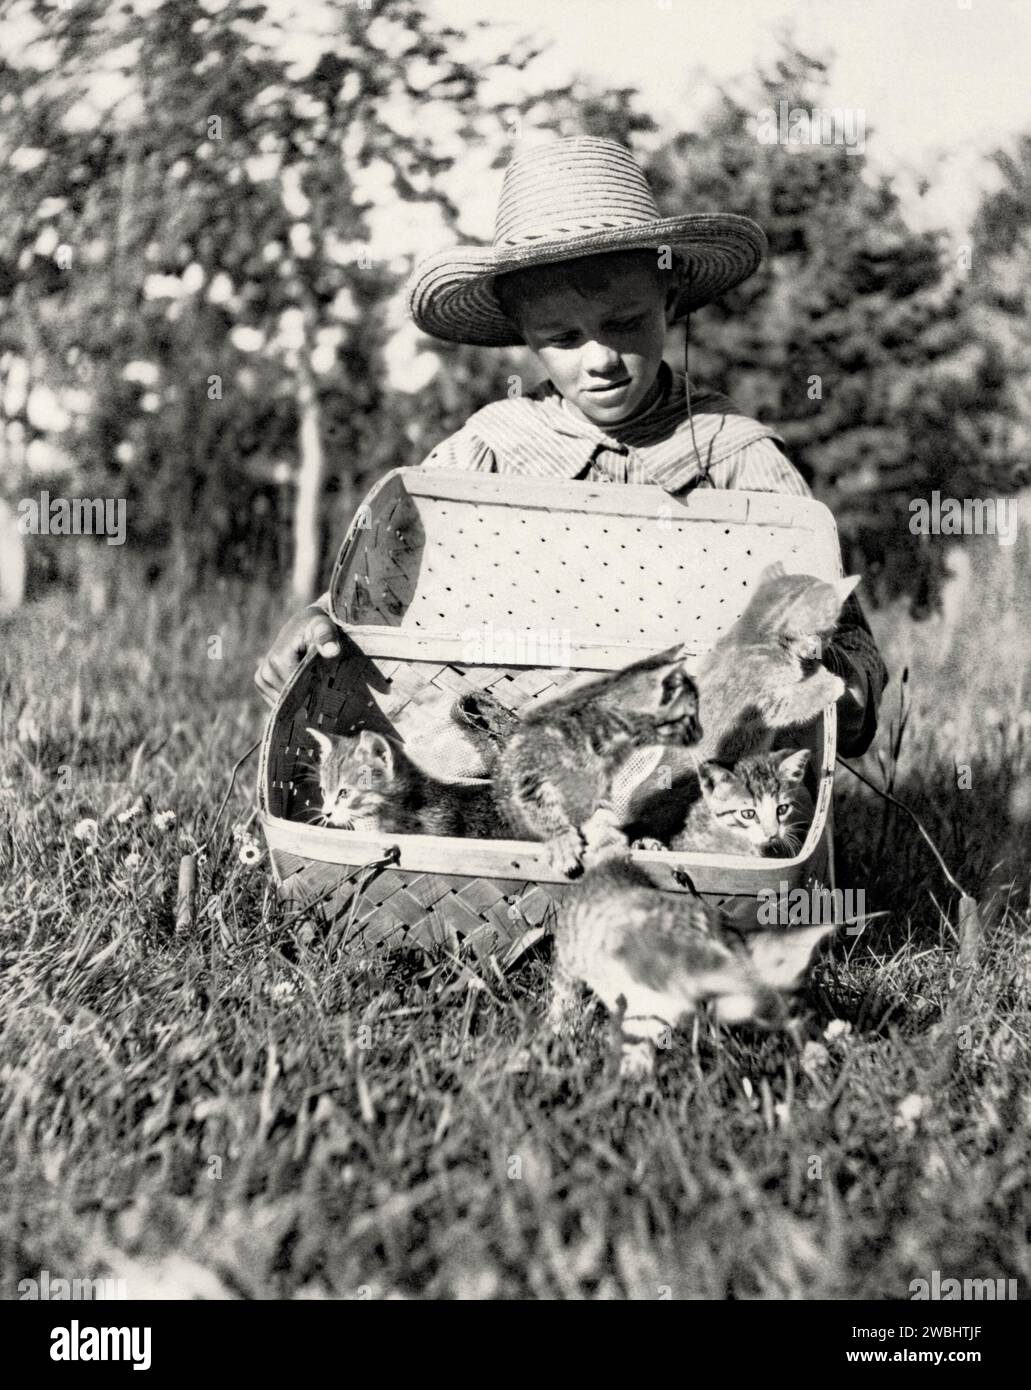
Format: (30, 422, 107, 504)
(382, 685, 495, 783)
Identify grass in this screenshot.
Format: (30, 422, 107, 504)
(1, 537, 1029, 1301)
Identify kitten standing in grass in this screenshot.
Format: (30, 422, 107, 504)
(670, 749, 814, 857)
(306, 727, 508, 838)
(550, 846, 836, 1077)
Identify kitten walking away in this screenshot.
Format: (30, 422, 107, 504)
(551, 846, 836, 1077)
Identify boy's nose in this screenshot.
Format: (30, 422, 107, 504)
(580, 339, 622, 372)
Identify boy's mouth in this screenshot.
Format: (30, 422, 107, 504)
(583, 378, 630, 397)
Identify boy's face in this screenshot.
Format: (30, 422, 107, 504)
(514, 261, 676, 426)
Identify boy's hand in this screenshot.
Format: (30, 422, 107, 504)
(254, 604, 341, 706)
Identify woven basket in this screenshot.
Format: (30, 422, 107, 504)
(258, 468, 843, 956)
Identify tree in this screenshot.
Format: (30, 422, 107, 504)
(0, 0, 542, 599)
(644, 39, 1020, 611)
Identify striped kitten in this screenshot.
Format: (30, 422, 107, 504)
(493, 650, 701, 876)
(671, 749, 814, 857)
(550, 848, 835, 1077)
(692, 562, 859, 764)
(306, 728, 508, 838)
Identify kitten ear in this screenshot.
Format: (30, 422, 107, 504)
(306, 727, 337, 760)
(775, 748, 811, 784)
(833, 574, 861, 604)
(759, 561, 787, 583)
(356, 729, 395, 775)
(698, 761, 736, 796)
(746, 924, 836, 989)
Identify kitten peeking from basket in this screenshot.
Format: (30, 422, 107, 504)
(667, 749, 814, 857)
(551, 845, 836, 1078)
(305, 727, 508, 838)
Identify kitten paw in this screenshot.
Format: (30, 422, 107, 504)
(581, 806, 627, 854)
(631, 837, 668, 852)
(618, 1040, 656, 1079)
(546, 827, 587, 878)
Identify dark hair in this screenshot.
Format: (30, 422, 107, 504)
(493, 248, 682, 332)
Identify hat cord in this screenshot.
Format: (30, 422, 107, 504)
(680, 260, 714, 488)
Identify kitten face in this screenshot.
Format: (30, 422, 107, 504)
(306, 727, 396, 829)
(713, 923, 836, 1027)
(698, 748, 811, 853)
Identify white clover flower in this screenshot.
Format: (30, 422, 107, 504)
(801, 1040, 830, 1071)
(117, 797, 143, 824)
(152, 810, 176, 832)
(824, 1019, 852, 1042)
(73, 818, 98, 843)
(124, 851, 142, 868)
(269, 980, 297, 1003)
(895, 1093, 928, 1130)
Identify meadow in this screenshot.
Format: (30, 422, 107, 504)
(1, 524, 1029, 1301)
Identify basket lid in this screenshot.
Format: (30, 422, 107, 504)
(328, 468, 845, 670)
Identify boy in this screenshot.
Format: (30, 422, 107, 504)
(256, 137, 886, 756)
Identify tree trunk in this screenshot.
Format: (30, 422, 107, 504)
(0, 497, 27, 615)
(291, 348, 326, 605)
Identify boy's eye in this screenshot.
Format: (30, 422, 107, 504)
(609, 313, 645, 330)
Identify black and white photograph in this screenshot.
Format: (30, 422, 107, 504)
(1, 0, 1029, 1343)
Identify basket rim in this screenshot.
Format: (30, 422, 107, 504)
(257, 645, 837, 892)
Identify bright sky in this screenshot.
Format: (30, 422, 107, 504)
(434, 0, 1031, 234)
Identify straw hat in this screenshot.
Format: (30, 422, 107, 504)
(405, 137, 766, 347)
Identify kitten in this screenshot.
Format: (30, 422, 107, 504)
(306, 727, 508, 838)
(492, 649, 702, 876)
(691, 561, 859, 764)
(670, 749, 814, 858)
(550, 847, 836, 1077)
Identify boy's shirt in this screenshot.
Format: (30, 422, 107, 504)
(420, 361, 887, 757)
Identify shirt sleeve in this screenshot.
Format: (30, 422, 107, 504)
(420, 422, 497, 472)
(698, 437, 888, 757)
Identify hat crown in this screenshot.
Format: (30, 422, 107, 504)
(494, 137, 662, 249)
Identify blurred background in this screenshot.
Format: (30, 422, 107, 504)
(1, 0, 1028, 618)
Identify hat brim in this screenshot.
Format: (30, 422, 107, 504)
(406, 214, 766, 347)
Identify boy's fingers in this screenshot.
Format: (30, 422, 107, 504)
(304, 612, 341, 659)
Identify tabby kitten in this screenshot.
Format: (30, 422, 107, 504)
(691, 561, 859, 764)
(550, 847, 835, 1077)
(492, 649, 701, 876)
(671, 749, 814, 858)
(306, 727, 508, 838)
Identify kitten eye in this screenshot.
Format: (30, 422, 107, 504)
(777, 804, 792, 817)
(740, 809, 757, 820)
